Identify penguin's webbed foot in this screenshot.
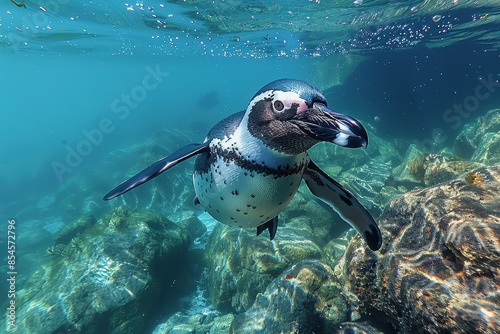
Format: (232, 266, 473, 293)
(256, 216, 278, 240)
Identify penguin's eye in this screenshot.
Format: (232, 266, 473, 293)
(273, 100, 284, 112)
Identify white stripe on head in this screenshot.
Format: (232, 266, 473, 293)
(245, 90, 308, 115)
(245, 90, 273, 114)
(211, 89, 309, 167)
(271, 90, 308, 113)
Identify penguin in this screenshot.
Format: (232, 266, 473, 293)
(104, 79, 382, 251)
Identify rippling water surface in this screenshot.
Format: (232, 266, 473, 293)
(1, 0, 499, 56)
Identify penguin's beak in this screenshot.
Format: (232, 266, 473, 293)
(290, 103, 368, 148)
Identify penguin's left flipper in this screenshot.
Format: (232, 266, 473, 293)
(104, 143, 209, 200)
(303, 160, 382, 251)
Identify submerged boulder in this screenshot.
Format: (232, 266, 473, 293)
(471, 132, 500, 165)
(231, 260, 348, 334)
(2, 208, 204, 334)
(204, 221, 323, 313)
(391, 144, 484, 189)
(390, 144, 426, 188)
(421, 153, 484, 186)
(335, 321, 386, 334)
(279, 188, 343, 246)
(153, 312, 234, 334)
(454, 108, 500, 164)
(339, 157, 400, 215)
(338, 165, 500, 333)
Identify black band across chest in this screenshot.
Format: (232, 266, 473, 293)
(210, 144, 308, 178)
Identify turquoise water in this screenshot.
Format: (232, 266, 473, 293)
(1, 1, 500, 333)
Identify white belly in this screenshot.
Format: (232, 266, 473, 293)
(193, 157, 305, 228)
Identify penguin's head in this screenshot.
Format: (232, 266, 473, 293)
(245, 78, 368, 155)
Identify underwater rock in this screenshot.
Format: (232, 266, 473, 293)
(54, 214, 97, 244)
(10, 220, 55, 286)
(422, 153, 484, 186)
(279, 188, 341, 247)
(454, 108, 500, 164)
(205, 221, 323, 313)
(209, 314, 236, 334)
(391, 144, 484, 188)
(37, 195, 55, 210)
(471, 132, 500, 165)
(339, 157, 400, 215)
(52, 172, 109, 223)
(323, 229, 357, 269)
(390, 144, 426, 187)
(231, 260, 348, 334)
(337, 165, 500, 333)
(153, 313, 205, 334)
(153, 312, 234, 334)
(1, 208, 204, 334)
(81, 193, 102, 215)
(335, 321, 386, 334)
(16, 219, 54, 249)
(43, 217, 65, 234)
(171, 210, 208, 244)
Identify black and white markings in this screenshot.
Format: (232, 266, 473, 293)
(303, 161, 382, 251)
(193, 136, 306, 229)
(105, 79, 380, 250)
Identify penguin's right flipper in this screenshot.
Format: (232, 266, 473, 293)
(303, 160, 382, 251)
(104, 143, 209, 200)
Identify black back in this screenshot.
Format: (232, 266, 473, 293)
(252, 78, 327, 107)
(205, 111, 245, 141)
(194, 111, 245, 174)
